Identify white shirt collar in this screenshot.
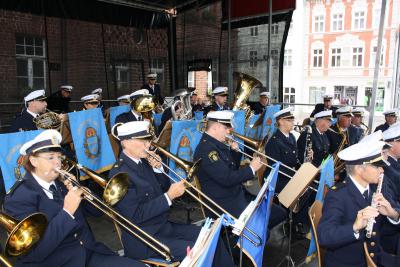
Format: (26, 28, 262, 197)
(123, 151, 142, 164)
(32, 172, 56, 194)
(131, 110, 141, 120)
(348, 174, 369, 195)
(279, 129, 290, 138)
(315, 127, 323, 135)
(26, 108, 39, 118)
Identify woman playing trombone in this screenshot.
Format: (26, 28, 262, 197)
(109, 121, 234, 265)
(3, 130, 144, 267)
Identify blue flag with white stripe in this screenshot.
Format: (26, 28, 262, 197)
(68, 108, 116, 178)
(236, 162, 280, 267)
(0, 130, 43, 191)
(306, 156, 334, 263)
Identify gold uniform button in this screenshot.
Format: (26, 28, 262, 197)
(372, 231, 376, 236)
(80, 241, 84, 245)
(369, 253, 375, 258)
(370, 242, 375, 247)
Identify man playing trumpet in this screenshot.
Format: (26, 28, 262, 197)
(3, 130, 143, 267)
(109, 121, 234, 265)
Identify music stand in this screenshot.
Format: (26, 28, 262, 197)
(276, 163, 319, 267)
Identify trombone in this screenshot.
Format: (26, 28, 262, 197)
(54, 164, 173, 262)
(0, 211, 48, 267)
(226, 132, 319, 191)
(148, 141, 262, 247)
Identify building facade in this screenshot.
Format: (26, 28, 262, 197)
(302, 0, 400, 114)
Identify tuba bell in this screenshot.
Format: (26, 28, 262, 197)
(131, 94, 157, 135)
(0, 212, 47, 257)
(232, 72, 262, 121)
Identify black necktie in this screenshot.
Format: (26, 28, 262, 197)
(362, 190, 369, 200)
(49, 184, 63, 204)
(138, 115, 143, 121)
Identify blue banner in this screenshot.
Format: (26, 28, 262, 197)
(0, 130, 43, 191)
(245, 114, 262, 140)
(168, 120, 203, 181)
(108, 105, 130, 128)
(194, 111, 204, 121)
(236, 163, 280, 267)
(153, 113, 162, 129)
(260, 105, 280, 139)
(195, 215, 228, 267)
(168, 111, 246, 181)
(306, 156, 334, 262)
(68, 108, 116, 178)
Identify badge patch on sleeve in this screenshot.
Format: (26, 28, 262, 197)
(208, 151, 219, 162)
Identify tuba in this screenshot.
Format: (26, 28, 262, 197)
(33, 109, 62, 130)
(0, 212, 47, 257)
(232, 72, 262, 121)
(171, 89, 192, 120)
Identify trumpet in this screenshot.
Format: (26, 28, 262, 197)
(146, 143, 262, 247)
(0, 211, 48, 267)
(54, 166, 173, 262)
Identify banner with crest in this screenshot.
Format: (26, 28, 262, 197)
(0, 130, 43, 191)
(68, 108, 116, 178)
(168, 111, 246, 180)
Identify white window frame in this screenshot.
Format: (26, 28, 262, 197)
(352, 10, 366, 30)
(331, 48, 341, 67)
(250, 26, 258, 37)
(188, 71, 195, 88)
(115, 63, 129, 90)
(312, 48, 323, 68)
(283, 87, 296, 103)
(284, 49, 292, 67)
(249, 51, 257, 68)
(352, 47, 363, 67)
(371, 45, 385, 67)
(331, 13, 343, 31)
(15, 35, 46, 90)
(314, 15, 324, 33)
(271, 23, 279, 35)
(309, 86, 326, 104)
(150, 58, 165, 84)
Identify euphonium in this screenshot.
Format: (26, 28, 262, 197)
(171, 89, 192, 120)
(0, 212, 47, 257)
(33, 109, 62, 130)
(329, 127, 348, 176)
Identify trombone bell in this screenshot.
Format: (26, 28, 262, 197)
(0, 212, 47, 257)
(103, 173, 130, 206)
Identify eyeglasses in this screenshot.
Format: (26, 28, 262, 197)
(86, 101, 99, 105)
(36, 155, 65, 162)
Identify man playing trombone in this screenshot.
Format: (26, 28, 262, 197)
(109, 121, 234, 265)
(193, 111, 286, 228)
(3, 130, 144, 267)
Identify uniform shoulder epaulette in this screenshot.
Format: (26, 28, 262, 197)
(331, 181, 346, 191)
(6, 179, 25, 195)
